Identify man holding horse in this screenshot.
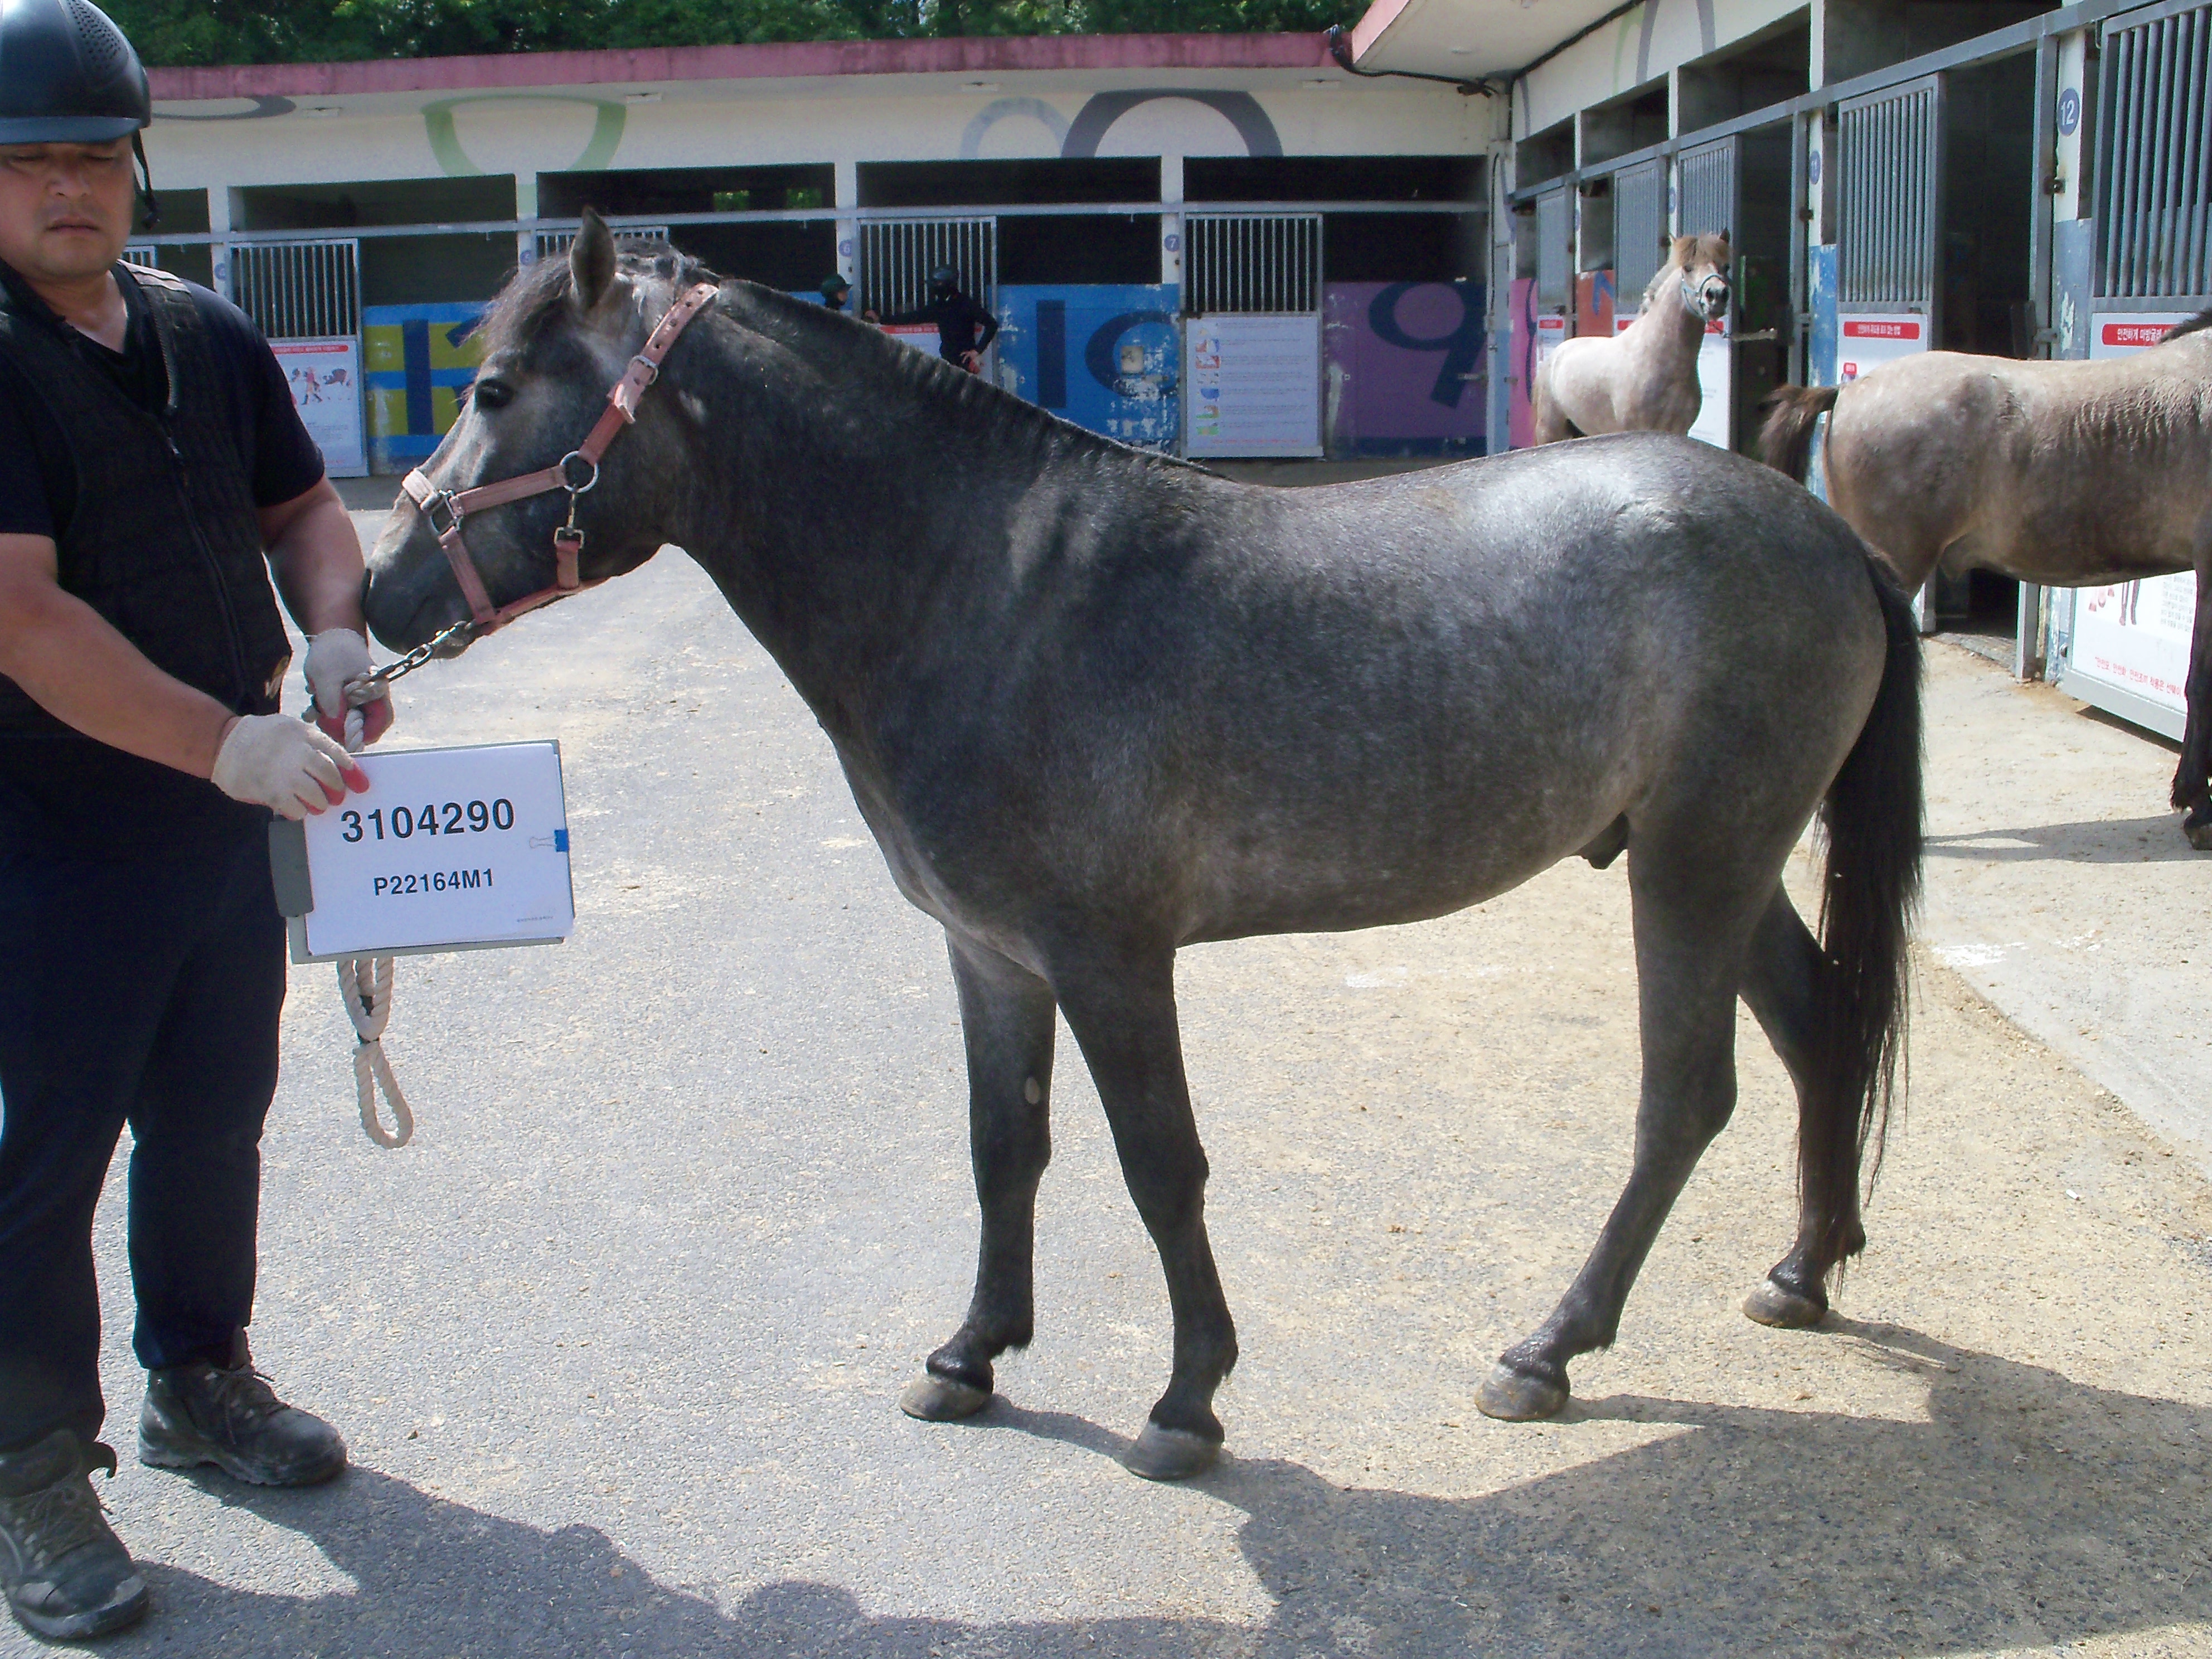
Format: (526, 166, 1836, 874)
(0, 0, 391, 1638)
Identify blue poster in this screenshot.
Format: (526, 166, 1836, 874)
(991, 284, 1181, 453)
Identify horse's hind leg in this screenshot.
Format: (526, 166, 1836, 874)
(1736, 886, 1864, 1327)
(900, 933, 1056, 1422)
(1477, 847, 1768, 1423)
(1051, 946, 1236, 1481)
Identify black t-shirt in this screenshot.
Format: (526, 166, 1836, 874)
(0, 261, 326, 542)
(882, 290, 1001, 362)
(0, 263, 326, 857)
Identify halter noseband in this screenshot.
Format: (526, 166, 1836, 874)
(397, 280, 720, 635)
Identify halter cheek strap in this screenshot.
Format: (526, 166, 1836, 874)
(398, 280, 719, 634)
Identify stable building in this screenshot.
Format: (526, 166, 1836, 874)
(135, 35, 1501, 474)
(1342, 0, 2209, 731)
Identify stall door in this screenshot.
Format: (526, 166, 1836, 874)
(533, 224, 668, 263)
(2094, 0, 2212, 304)
(1836, 75, 1944, 375)
(230, 239, 366, 478)
(860, 217, 997, 326)
(1183, 212, 1323, 457)
(1612, 159, 1668, 313)
(1676, 139, 1736, 448)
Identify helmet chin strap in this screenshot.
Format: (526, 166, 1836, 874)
(132, 131, 158, 233)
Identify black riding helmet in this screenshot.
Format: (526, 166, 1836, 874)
(0, 0, 157, 226)
(927, 264, 958, 300)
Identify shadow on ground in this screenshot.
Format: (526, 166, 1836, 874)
(102, 1326, 2210, 1658)
(1926, 814, 2200, 865)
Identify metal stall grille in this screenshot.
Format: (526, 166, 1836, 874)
(1612, 159, 1668, 305)
(1837, 76, 1944, 307)
(1534, 188, 1572, 309)
(533, 224, 670, 262)
(2095, 0, 2212, 299)
(120, 244, 159, 269)
(230, 239, 361, 339)
(860, 217, 997, 319)
(1677, 138, 1738, 239)
(1183, 213, 1322, 314)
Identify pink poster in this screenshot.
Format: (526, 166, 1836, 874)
(1321, 282, 1486, 458)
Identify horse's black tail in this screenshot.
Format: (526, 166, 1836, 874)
(1804, 561, 1923, 1277)
(1757, 384, 1839, 482)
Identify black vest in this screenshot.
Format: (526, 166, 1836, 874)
(0, 263, 293, 736)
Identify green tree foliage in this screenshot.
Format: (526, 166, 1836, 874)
(108, 0, 1348, 66)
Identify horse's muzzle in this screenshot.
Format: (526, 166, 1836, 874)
(1699, 280, 1732, 323)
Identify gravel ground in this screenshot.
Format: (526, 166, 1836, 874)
(11, 531, 2210, 1659)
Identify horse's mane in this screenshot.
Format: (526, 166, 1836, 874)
(2164, 305, 2212, 342)
(477, 244, 1215, 481)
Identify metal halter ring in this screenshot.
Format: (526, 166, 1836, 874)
(421, 489, 462, 537)
(557, 452, 600, 495)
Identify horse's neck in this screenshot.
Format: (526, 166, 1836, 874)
(676, 322, 1065, 727)
(1619, 283, 1704, 363)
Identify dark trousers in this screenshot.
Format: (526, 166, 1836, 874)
(0, 823, 284, 1451)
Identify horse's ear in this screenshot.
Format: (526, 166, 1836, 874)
(571, 207, 618, 312)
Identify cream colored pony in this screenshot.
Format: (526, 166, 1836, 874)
(1760, 311, 2212, 847)
(1531, 234, 1731, 443)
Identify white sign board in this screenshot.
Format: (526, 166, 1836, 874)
(1837, 313, 1928, 382)
(1688, 317, 1730, 449)
(2055, 312, 2201, 740)
(1186, 314, 1322, 457)
(287, 741, 574, 962)
(271, 337, 366, 479)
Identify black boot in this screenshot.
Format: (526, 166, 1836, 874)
(139, 1338, 346, 1488)
(0, 1430, 149, 1640)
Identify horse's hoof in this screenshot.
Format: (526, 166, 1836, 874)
(899, 1373, 991, 1422)
(1743, 1277, 1828, 1330)
(2185, 816, 2212, 852)
(1476, 1362, 1569, 1422)
(1122, 1423, 1221, 1481)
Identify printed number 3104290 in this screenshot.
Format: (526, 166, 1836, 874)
(341, 798, 516, 843)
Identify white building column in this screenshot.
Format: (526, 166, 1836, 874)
(211, 186, 235, 299)
(1160, 151, 1183, 292)
(516, 173, 539, 268)
(834, 157, 860, 289)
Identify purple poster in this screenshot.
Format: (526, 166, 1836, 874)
(1322, 281, 1487, 458)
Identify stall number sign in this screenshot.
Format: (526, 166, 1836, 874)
(1839, 314, 1927, 382)
(290, 741, 574, 961)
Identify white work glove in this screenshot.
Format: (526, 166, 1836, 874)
(303, 628, 391, 746)
(211, 713, 366, 820)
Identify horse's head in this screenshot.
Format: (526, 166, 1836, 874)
(1669, 232, 1733, 325)
(363, 210, 714, 653)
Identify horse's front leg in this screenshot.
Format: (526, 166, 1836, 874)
(2171, 545, 2212, 848)
(1478, 853, 1759, 1422)
(1052, 944, 1236, 1481)
(900, 933, 1056, 1422)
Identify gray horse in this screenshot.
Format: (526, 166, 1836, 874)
(365, 216, 1922, 1481)
(1760, 311, 2212, 847)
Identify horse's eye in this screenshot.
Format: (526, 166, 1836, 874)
(472, 379, 514, 410)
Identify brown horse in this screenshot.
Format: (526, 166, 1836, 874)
(1532, 234, 1731, 443)
(1759, 311, 2212, 848)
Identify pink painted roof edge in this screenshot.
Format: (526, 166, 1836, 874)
(1345, 0, 1414, 63)
(147, 31, 1334, 102)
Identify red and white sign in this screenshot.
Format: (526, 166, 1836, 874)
(1837, 313, 1927, 384)
(2089, 313, 2191, 358)
(2063, 313, 2199, 738)
(271, 337, 365, 479)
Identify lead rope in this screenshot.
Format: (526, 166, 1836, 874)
(334, 700, 414, 1148)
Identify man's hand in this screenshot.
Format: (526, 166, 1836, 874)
(210, 714, 368, 820)
(303, 627, 394, 746)
(960, 350, 983, 373)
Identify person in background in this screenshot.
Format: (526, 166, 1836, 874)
(868, 264, 998, 372)
(0, 0, 390, 1639)
(818, 272, 851, 312)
